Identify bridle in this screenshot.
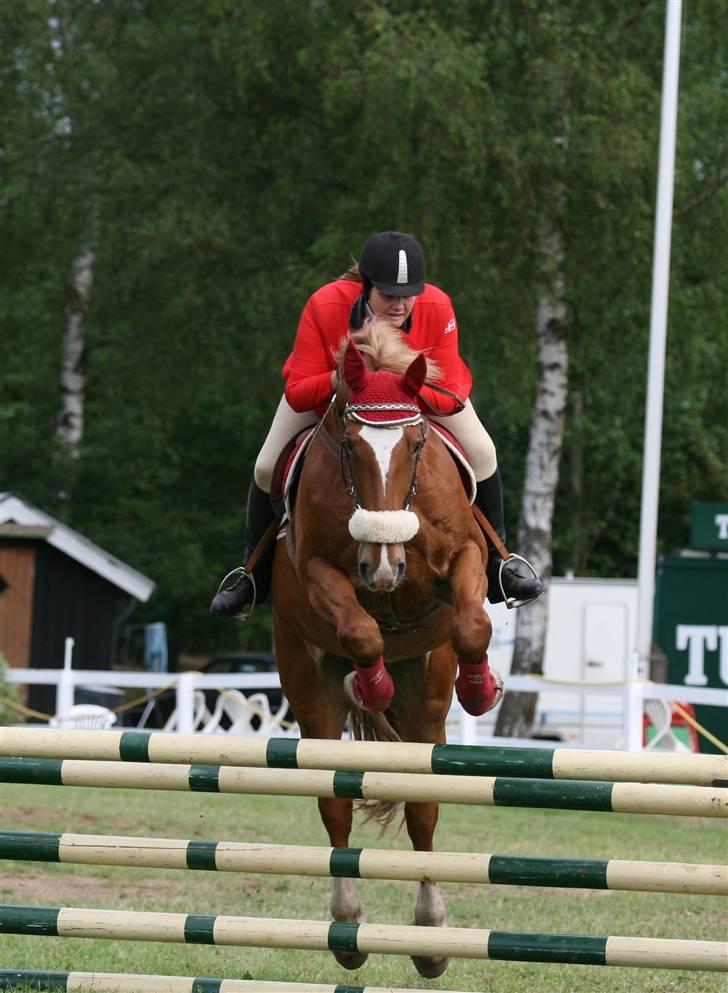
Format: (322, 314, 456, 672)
(338, 401, 430, 515)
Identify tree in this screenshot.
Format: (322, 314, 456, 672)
(1, 0, 724, 671)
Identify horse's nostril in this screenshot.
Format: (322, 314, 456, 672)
(359, 561, 369, 583)
(397, 561, 406, 581)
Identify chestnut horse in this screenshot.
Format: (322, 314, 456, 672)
(271, 319, 499, 979)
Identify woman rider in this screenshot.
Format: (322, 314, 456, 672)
(211, 231, 543, 625)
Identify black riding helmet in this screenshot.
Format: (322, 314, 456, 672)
(358, 231, 425, 297)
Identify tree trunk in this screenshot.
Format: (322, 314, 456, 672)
(569, 385, 586, 573)
(494, 214, 569, 738)
(56, 241, 94, 503)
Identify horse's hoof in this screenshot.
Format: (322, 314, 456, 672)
(333, 949, 369, 970)
(352, 658, 395, 712)
(455, 661, 504, 716)
(411, 955, 449, 979)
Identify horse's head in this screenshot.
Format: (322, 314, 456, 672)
(340, 340, 428, 592)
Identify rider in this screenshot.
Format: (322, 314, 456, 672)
(211, 231, 544, 624)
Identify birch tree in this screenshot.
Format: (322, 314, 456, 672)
(494, 12, 570, 738)
(49, 5, 103, 502)
(56, 241, 94, 467)
(495, 209, 569, 736)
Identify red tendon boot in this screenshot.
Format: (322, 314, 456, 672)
(455, 657, 503, 716)
(352, 657, 395, 712)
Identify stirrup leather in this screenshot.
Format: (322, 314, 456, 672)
(498, 554, 543, 610)
(215, 565, 257, 622)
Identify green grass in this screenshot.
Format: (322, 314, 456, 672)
(1, 780, 726, 992)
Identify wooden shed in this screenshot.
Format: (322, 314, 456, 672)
(0, 492, 155, 715)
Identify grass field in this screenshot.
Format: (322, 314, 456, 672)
(1, 778, 726, 993)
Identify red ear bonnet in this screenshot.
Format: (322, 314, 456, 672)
(400, 352, 427, 398)
(344, 342, 423, 425)
(344, 341, 371, 392)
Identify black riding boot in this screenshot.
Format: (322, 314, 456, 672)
(210, 481, 278, 618)
(475, 469, 544, 608)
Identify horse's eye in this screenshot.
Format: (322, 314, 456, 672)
(413, 441, 424, 455)
(343, 439, 354, 454)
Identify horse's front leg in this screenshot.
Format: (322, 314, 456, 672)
(448, 541, 503, 716)
(306, 557, 394, 712)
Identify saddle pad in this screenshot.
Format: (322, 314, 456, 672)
(282, 427, 316, 518)
(431, 423, 476, 504)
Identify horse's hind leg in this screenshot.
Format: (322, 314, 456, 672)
(320, 795, 369, 970)
(405, 800, 448, 978)
(391, 650, 454, 979)
(275, 629, 369, 970)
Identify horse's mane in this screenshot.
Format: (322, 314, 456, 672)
(336, 317, 442, 381)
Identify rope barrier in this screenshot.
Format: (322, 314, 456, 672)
(668, 700, 728, 755)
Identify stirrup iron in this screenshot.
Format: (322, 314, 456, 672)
(215, 565, 257, 622)
(498, 554, 543, 610)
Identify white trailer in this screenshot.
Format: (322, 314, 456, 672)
(481, 576, 640, 748)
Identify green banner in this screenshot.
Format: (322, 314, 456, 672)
(653, 555, 728, 754)
(690, 502, 728, 551)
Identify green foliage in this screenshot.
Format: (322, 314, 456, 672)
(2, 0, 725, 655)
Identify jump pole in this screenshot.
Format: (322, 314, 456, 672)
(0, 971, 466, 993)
(2, 829, 725, 896)
(2, 727, 726, 786)
(1, 905, 725, 972)
(2, 757, 726, 818)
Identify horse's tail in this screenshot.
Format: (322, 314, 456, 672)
(343, 673, 405, 835)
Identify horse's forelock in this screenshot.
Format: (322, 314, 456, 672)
(335, 318, 442, 382)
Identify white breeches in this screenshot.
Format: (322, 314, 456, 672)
(254, 395, 320, 493)
(254, 396, 497, 495)
(429, 399, 497, 482)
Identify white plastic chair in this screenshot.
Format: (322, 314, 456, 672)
(198, 690, 298, 736)
(253, 693, 298, 737)
(644, 699, 692, 752)
(200, 689, 259, 736)
(50, 704, 118, 730)
(162, 690, 212, 733)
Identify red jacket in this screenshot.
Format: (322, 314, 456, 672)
(282, 279, 473, 416)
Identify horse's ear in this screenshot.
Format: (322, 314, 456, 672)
(401, 352, 427, 397)
(344, 341, 370, 392)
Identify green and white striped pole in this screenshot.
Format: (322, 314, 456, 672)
(2, 757, 726, 817)
(2, 830, 725, 896)
(0, 969, 470, 993)
(1, 906, 726, 971)
(2, 728, 725, 786)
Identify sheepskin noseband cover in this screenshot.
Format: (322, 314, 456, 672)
(348, 507, 420, 544)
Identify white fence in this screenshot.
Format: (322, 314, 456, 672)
(5, 644, 726, 752)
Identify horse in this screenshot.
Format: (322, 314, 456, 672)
(271, 318, 501, 979)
